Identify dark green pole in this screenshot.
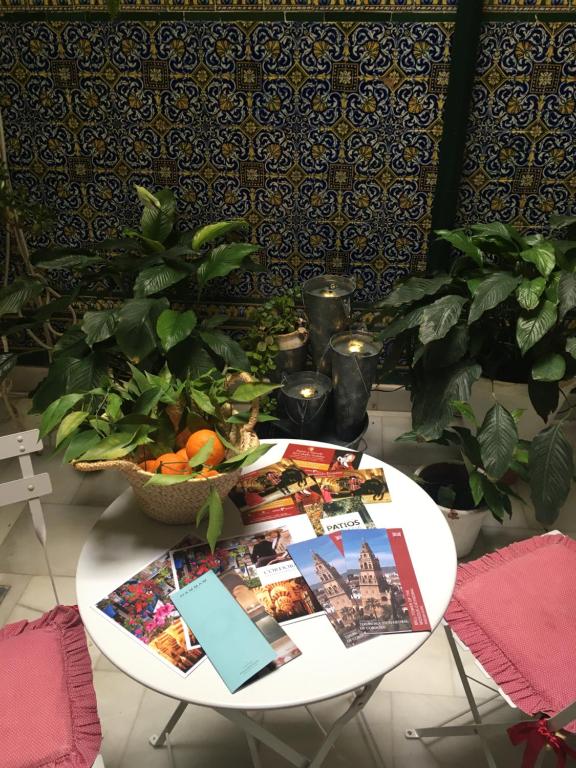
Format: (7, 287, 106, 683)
(427, 0, 484, 274)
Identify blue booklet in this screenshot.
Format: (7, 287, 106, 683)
(171, 570, 277, 693)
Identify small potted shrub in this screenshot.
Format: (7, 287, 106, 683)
(374, 217, 576, 525)
(39, 366, 279, 549)
(244, 288, 308, 382)
(403, 400, 530, 556)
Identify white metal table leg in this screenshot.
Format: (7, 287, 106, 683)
(216, 675, 384, 768)
(149, 700, 189, 749)
(246, 733, 264, 768)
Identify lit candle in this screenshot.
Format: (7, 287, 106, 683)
(320, 285, 337, 298)
(300, 386, 318, 399)
(302, 275, 356, 374)
(347, 340, 365, 354)
(279, 372, 332, 439)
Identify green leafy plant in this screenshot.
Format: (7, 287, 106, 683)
(28, 185, 264, 412)
(243, 288, 305, 380)
(375, 219, 576, 441)
(39, 366, 279, 549)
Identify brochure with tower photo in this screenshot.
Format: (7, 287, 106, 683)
(287, 535, 371, 648)
(342, 528, 430, 635)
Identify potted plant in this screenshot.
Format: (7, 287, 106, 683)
(39, 365, 279, 549)
(403, 400, 529, 556)
(374, 217, 576, 524)
(23, 185, 263, 412)
(243, 288, 308, 382)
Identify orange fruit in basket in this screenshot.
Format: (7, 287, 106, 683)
(185, 429, 225, 467)
(138, 458, 161, 473)
(200, 467, 219, 478)
(158, 451, 191, 475)
(175, 427, 192, 450)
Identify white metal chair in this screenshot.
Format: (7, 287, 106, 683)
(0, 428, 105, 768)
(406, 533, 576, 768)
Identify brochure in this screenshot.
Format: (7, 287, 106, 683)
(287, 535, 370, 649)
(342, 528, 430, 635)
(172, 571, 277, 693)
(237, 482, 324, 526)
(282, 444, 363, 475)
(170, 524, 323, 625)
(94, 549, 205, 677)
(308, 495, 375, 536)
(317, 468, 391, 505)
(229, 458, 320, 517)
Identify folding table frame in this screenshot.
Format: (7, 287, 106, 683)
(149, 674, 387, 768)
(405, 622, 576, 768)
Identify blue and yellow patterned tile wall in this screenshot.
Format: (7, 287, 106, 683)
(0, 21, 453, 303)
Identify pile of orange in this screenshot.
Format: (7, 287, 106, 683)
(137, 429, 225, 478)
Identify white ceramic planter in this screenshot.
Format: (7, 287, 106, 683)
(415, 463, 488, 558)
(438, 504, 488, 558)
(470, 377, 576, 439)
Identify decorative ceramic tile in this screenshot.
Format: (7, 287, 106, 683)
(0, 20, 453, 305)
(456, 22, 576, 233)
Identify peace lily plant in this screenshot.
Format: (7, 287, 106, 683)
(375, 218, 576, 524)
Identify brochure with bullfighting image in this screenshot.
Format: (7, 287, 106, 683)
(237, 482, 324, 526)
(282, 444, 363, 476)
(317, 468, 391, 505)
(287, 535, 371, 649)
(170, 521, 323, 627)
(93, 549, 205, 678)
(228, 458, 321, 519)
(342, 528, 431, 635)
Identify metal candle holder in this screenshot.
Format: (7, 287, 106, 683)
(278, 371, 332, 439)
(330, 331, 382, 442)
(302, 275, 355, 375)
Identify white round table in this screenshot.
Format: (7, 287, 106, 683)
(76, 439, 457, 767)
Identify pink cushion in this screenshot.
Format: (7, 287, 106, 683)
(0, 605, 102, 768)
(445, 534, 576, 732)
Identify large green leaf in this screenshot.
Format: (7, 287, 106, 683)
(558, 272, 576, 320)
(529, 422, 573, 524)
(528, 379, 559, 423)
(566, 337, 576, 360)
(232, 382, 282, 402)
(516, 300, 557, 355)
(468, 273, 521, 323)
(532, 353, 566, 382)
(156, 309, 197, 352)
(374, 275, 452, 309)
(132, 387, 163, 415)
(55, 411, 89, 448)
(133, 264, 188, 297)
(217, 442, 273, 470)
(198, 329, 250, 370)
(412, 362, 482, 439)
(81, 309, 118, 347)
(468, 470, 484, 506)
(470, 222, 523, 246)
(418, 295, 467, 345)
(138, 187, 175, 243)
(379, 304, 428, 340)
(550, 214, 576, 230)
(79, 430, 140, 461)
(196, 243, 260, 290)
(39, 393, 85, 438)
(0, 353, 17, 383)
(520, 242, 556, 277)
(480, 475, 512, 522)
(205, 487, 225, 552)
(0, 279, 43, 317)
(435, 230, 483, 265)
(516, 277, 546, 311)
(63, 430, 101, 462)
(478, 403, 518, 480)
(115, 298, 168, 363)
(191, 219, 248, 251)
(419, 325, 469, 370)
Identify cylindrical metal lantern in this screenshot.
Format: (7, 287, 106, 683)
(278, 371, 332, 439)
(330, 331, 382, 442)
(302, 275, 355, 375)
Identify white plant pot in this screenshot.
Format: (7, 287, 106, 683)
(438, 504, 488, 558)
(470, 377, 576, 439)
(415, 463, 488, 558)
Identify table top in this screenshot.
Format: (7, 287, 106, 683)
(76, 439, 457, 711)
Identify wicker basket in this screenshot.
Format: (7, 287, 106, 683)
(74, 374, 260, 525)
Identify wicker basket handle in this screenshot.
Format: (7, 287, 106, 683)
(227, 371, 259, 434)
(73, 459, 141, 474)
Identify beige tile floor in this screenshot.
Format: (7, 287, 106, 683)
(0, 421, 570, 768)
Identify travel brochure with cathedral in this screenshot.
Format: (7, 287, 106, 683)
(91, 443, 429, 687)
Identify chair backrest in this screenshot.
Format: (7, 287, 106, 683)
(0, 429, 58, 602)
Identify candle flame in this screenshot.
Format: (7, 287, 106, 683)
(347, 340, 365, 353)
(300, 386, 317, 399)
